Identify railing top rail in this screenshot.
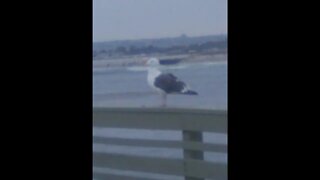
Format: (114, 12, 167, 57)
(93, 107, 227, 133)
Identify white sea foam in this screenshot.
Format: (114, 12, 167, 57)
(200, 61, 227, 66)
(94, 60, 227, 73)
(93, 66, 125, 74)
(126, 64, 189, 72)
(126, 66, 148, 71)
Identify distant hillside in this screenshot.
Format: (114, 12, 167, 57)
(93, 34, 227, 51)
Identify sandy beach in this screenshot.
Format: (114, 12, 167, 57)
(93, 53, 227, 69)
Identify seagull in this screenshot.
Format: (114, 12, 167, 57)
(145, 58, 198, 107)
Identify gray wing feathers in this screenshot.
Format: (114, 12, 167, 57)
(154, 73, 187, 93)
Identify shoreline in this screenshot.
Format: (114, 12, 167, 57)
(93, 53, 227, 68)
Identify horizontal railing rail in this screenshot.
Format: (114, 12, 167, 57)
(93, 136, 227, 153)
(93, 108, 227, 133)
(93, 107, 227, 180)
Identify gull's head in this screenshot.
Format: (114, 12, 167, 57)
(145, 58, 160, 67)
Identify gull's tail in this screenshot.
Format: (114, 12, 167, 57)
(182, 90, 198, 95)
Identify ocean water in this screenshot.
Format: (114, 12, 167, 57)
(93, 61, 227, 109)
(93, 61, 228, 179)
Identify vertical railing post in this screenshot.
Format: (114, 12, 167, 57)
(183, 130, 204, 180)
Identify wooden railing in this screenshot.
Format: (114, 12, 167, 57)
(93, 108, 227, 180)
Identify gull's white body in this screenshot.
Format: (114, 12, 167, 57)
(145, 58, 167, 107)
(147, 67, 164, 94)
(145, 58, 197, 107)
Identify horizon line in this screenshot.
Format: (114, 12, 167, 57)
(93, 33, 228, 43)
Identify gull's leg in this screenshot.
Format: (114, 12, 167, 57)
(160, 93, 167, 108)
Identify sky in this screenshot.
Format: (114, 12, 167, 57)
(93, 0, 227, 42)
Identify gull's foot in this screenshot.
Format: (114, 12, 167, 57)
(160, 104, 167, 108)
